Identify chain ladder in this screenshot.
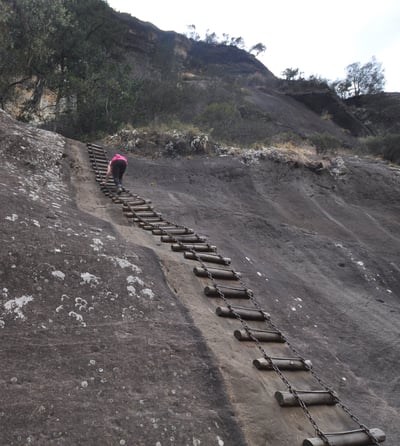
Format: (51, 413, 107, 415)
(157, 221, 379, 446)
(189, 248, 331, 444)
(133, 216, 329, 443)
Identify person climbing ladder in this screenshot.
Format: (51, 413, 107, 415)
(104, 153, 128, 194)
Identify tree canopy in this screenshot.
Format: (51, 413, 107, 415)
(184, 24, 265, 55)
(332, 57, 385, 98)
(281, 67, 303, 81)
(281, 57, 385, 99)
(0, 0, 140, 136)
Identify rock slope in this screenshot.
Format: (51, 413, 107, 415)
(0, 110, 245, 446)
(1, 109, 400, 445)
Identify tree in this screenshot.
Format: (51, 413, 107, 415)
(185, 24, 200, 41)
(184, 26, 263, 54)
(249, 43, 266, 56)
(337, 57, 385, 97)
(0, 0, 141, 135)
(281, 67, 303, 81)
(229, 36, 245, 49)
(331, 79, 352, 99)
(0, 0, 73, 108)
(204, 29, 218, 45)
(306, 74, 329, 88)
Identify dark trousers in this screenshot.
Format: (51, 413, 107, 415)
(111, 160, 127, 187)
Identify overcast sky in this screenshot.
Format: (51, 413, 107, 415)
(108, 0, 400, 92)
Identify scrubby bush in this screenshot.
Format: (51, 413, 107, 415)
(195, 102, 240, 141)
(195, 102, 278, 145)
(361, 134, 400, 164)
(309, 133, 343, 155)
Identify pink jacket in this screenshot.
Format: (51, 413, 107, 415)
(111, 154, 128, 164)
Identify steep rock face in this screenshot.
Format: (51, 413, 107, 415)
(116, 11, 276, 82)
(117, 14, 187, 79)
(186, 41, 276, 80)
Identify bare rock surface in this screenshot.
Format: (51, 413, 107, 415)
(1, 109, 400, 445)
(123, 151, 400, 444)
(0, 110, 245, 446)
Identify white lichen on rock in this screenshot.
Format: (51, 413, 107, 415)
(80, 272, 100, 286)
(52, 270, 66, 280)
(3, 295, 34, 320)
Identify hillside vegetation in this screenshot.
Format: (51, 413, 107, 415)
(1, 0, 399, 163)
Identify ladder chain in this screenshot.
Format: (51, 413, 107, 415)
(216, 260, 380, 446)
(87, 146, 380, 446)
(188, 248, 331, 445)
(135, 212, 330, 443)
(245, 287, 379, 444)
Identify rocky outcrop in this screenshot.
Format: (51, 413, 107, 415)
(116, 11, 276, 83)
